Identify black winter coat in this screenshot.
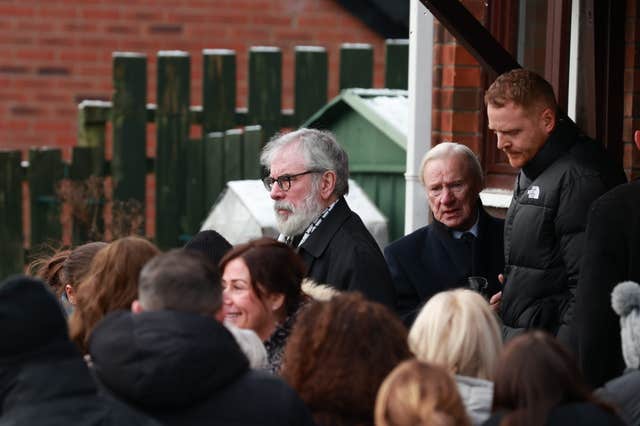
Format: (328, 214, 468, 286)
(298, 197, 396, 309)
(575, 180, 640, 387)
(88, 310, 316, 426)
(385, 204, 504, 325)
(501, 119, 625, 337)
(0, 354, 158, 426)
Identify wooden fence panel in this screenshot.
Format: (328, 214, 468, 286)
(155, 51, 190, 249)
(0, 151, 24, 277)
(70, 146, 104, 244)
(340, 43, 374, 89)
(29, 148, 63, 249)
(203, 49, 236, 134)
(77, 100, 108, 172)
(294, 46, 328, 125)
(185, 138, 205, 236)
(112, 53, 147, 206)
(248, 47, 282, 142)
(385, 39, 409, 90)
(204, 132, 225, 211)
(242, 125, 263, 180)
(223, 129, 244, 182)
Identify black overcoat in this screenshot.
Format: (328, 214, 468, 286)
(298, 196, 396, 309)
(384, 205, 504, 325)
(574, 180, 640, 387)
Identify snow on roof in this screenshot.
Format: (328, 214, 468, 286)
(158, 50, 189, 57)
(358, 91, 408, 139)
(295, 46, 326, 52)
(202, 49, 236, 55)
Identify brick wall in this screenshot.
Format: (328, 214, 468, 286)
(0, 0, 387, 156)
(431, 0, 486, 160)
(624, 0, 640, 180)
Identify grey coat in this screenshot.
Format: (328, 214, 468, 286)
(456, 375, 493, 426)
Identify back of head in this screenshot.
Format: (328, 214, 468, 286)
(375, 359, 471, 426)
(69, 236, 160, 352)
(260, 128, 350, 198)
(409, 289, 502, 380)
(0, 275, 76, 363)
(138, 249, 222, 316)
(282, 293, 411, 425)
(184, 230, 232, 267)
(484, 68, 558, 112)
(30, 248, 72, 294)
(61, 242, 107, 290)
(493, 331, 600, 426)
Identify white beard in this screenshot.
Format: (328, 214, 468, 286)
(274, 192, 325, 237)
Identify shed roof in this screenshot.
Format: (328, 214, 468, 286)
(304, 88, 408, 150)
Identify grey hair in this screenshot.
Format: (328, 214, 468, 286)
(138, 249, 222, 316)
(419, 142, 484, 189)
(260, 128, 350, 197)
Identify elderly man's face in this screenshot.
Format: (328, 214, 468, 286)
(268, 143, 325, 236)
(423, 155, 480, 230)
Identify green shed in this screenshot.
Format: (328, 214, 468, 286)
(304, 88, 408, 241)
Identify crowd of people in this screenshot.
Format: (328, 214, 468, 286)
(2, 68, 639, 426)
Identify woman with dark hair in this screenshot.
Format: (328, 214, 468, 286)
(376, 359, 471, 426)
(68, 236, 160, 353)
(31, 242, 108, 316)
(281, 292, 412, 426)
(485, 331, 624, 426)
(220, 237, 307, 373)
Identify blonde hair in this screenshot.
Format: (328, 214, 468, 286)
(375, 359, 471, 426)
(408, 289, 502, 380)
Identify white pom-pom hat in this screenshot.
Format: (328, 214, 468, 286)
(611, 281, 640, 369)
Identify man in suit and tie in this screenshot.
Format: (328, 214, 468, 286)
(384, 142, 504, 325)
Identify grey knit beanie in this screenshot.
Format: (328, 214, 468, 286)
(611, 281, 640, 369)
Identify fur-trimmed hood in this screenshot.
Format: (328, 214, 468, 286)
(301, 278, 340, 301)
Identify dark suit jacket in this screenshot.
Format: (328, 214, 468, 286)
(298, 197, 396, 308)
(574, 180, 640, 387)
(384, 206, 504, 325)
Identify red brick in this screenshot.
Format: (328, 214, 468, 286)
(39, 120, 74, 133)
(0, 120, 30, 132)
(60, 50, 99, 62)
(37, 6, 79, 19)
(443, 66, 482, 87)
(0, 5, 36, 18)
(15, 49, 56, 61)
(81, 8, 122, 20)
(451, 111, 480, 133)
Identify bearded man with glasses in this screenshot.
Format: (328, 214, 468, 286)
(259, 128, 395, 308)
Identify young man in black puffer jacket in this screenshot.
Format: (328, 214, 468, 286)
(0, 275, 158, 426)
(485, 69, 626, 342)
(88, 249, 316, 426)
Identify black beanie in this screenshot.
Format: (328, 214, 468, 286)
(184, 230, 232, 266)
(0, 275, 70, 359)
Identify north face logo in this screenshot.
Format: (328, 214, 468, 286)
(527, 186, 540, 199)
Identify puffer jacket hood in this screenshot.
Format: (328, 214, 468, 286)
(455, 375, 493, 426)
(88, 310, 249, 411)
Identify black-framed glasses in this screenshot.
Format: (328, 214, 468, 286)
(262, 170, 324, 192)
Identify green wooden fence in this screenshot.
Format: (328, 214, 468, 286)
(0, 40, 409, 278)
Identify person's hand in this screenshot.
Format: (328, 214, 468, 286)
(489, 273, 505, 312)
